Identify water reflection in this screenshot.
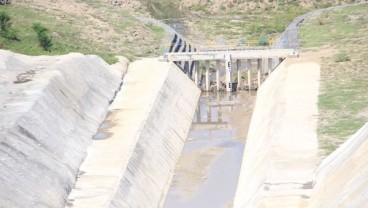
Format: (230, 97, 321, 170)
(164, 92, 252, 208)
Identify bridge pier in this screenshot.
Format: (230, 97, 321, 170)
(205, 60, 210, 91)
(216, 60, 220, 91)
(247, 59, 252, 90)
(257, 59, 263, 88)
(194, 61, 199, 87)
(268, 58, 273, 75)
(237, 59, 241, 90)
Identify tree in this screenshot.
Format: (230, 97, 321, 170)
(32, 23, 52, 51)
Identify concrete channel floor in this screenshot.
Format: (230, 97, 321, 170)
(164, 92, 256, 208)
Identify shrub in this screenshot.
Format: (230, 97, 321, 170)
(32, 23, 52, 51)
(0, 12, 18, 41)
(258, 38, 269, 46)
(333, 52, 351, 62)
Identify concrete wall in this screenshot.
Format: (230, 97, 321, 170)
(233, 61, 288, 207)
(308, 123, 368, 208)
(233, 60, 320, 207)
(67, 58, 200, 208)
(0, 50, 122, 207)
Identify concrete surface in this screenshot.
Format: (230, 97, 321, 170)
(0, 50, 122, 207)
(233, 59, 320, 207)
(308, 123, 368, 208)
(67, 58, 200, 208)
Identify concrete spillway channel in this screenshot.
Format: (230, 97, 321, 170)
(164, 92, 255, 207)
(66, 57, 255, 207)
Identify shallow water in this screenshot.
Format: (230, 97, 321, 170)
(164, 92, 254, 208)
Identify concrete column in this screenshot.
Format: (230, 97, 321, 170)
(257, 59, 262, 88)
(247, 59, 252, 90)
(194, 61, 199, 87)
(237, 59, 241, 90)
(216, 60, 220, 91)
(268, 58, 273, 75)
(205, 60, 210, 91)
(225, 54, 232, 92)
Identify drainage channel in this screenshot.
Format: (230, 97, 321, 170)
(164, 91, 256, 208)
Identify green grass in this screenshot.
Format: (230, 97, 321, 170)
(145, 23, 165, 40)
(189, 4, 310, 46)
(333, 51, 350, 62)
(0, 5, 118, 63)
(0, 3, 165, 63)
(299, 3, 368, 155)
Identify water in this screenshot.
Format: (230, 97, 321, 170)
(164, 92, 255, 208)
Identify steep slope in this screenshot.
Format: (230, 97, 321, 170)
(0, 50, 122, 207)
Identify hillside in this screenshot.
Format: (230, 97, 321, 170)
(1, 0, 366, 63)
(0, 0, 164, 63)
(298, 3, 368, 155)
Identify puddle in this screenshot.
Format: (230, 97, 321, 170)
(163, 91, 255, 208)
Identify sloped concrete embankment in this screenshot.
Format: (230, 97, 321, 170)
(233, 60, 320, 207)
(308, 123, 368, 208)
(0, 50, 123, 207)
(67, 58, 200, 207)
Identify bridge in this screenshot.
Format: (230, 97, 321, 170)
(163, 49, 298, 92)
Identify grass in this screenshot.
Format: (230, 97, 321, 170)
(0, 3, 165, 63)
(299, 3, 368, 155)
(145, 22, 165, 40)
(187, 4, 310, 46)
(0, 5, 116, 63)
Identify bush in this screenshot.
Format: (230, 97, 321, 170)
(0, 12, 18, 41)
(32, 23, 52, 51)
(258, 38, 269, 46)
(0, 0, 11, 5)
(333, 52, 350, 62)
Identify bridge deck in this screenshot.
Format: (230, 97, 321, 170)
(164, 49, 297, 61)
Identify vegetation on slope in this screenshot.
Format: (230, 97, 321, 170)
(0, 0, 365, 64)
(0, 1, 164, 63)
(177, 0, 365, 45)
(299, 3, 368, 155)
